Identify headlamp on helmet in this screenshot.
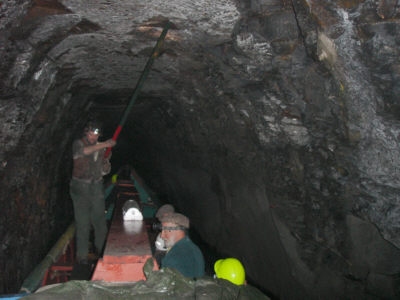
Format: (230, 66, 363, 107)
(84, 121, 102, 136)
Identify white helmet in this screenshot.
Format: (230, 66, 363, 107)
(155, 233, 168, 251)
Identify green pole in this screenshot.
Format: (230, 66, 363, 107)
(105, 21, 171, 158)
(20, 223, 76, 293)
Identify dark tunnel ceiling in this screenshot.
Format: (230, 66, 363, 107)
(89, 90, 134, 106)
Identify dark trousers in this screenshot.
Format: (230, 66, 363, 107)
(70, 179, 107, 261)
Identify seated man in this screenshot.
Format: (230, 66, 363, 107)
(159, 212, 205, 278)
(154, 204, 175, 265)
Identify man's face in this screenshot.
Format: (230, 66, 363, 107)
(160, 222, 179, 249)
(86, 130, 99, 144)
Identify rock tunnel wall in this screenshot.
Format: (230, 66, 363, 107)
(1, 0, 400, 298)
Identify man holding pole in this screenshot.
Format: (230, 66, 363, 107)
(69, 22, 170, 266)
(70, 121, 116, 264)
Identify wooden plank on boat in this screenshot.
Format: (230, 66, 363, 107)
(91, 198, 158, 282)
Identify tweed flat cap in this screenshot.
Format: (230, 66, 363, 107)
(159, 212, 190, 229)
(155, 204, 175, 219)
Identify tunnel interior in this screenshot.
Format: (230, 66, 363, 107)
(1, 0, 400, 299)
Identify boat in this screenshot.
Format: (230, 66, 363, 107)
(3, 165, 160, 299)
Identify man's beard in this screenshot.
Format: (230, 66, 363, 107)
(164, 236, 176, 249)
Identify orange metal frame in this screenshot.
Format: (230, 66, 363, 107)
(41, 240, 74, 285)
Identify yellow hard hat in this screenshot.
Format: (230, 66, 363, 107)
(214, 258, 245, 285)
(111, 174, 118, 184)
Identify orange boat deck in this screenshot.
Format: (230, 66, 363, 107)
(91, 182, 158, 282)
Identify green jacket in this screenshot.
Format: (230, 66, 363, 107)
(161, 236, 205, 278)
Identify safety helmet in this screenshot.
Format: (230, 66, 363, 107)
(159, 212, 189, 229)
(214, 258, 245, 285)
(84, 121, 102, 136)
(155, 204, 175, 220)
(111, 174, 118, 184)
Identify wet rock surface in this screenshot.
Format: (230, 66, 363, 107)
(1, 0, 400, 298)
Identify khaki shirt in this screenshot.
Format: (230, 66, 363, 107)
(72, 138, 108, 182)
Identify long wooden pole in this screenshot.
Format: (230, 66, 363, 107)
(105, 22, 171, 158)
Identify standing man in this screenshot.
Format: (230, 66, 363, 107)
(70, 121, 116, 264)
(159, 212, 205, 278)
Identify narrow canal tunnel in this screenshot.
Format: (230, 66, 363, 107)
(1, 0, 400, 299)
